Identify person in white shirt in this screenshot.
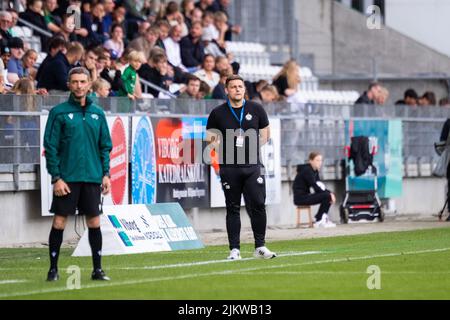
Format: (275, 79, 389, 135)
(163, 23, 187, 71)
(194, 54, 220, 91)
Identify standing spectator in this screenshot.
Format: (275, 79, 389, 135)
(103, 24, 125, 58)
(18, 0, 50, 49)
(418, 91, 437, 106)
(395, 89, 418, 106)
(178, 75, 201, 99)
(43, 67, 112, 282)
(354, 82, 381, 105)
(37, 41, 84, 92)
(272, 59, 301, 99)
(128, 25, 159, 61)
(118, 50, 145, 101)
(180, 21, 205, 72)
(36, 36, 67, 85)
(194, 54, 220, 90)
(6, 37, 25, 85)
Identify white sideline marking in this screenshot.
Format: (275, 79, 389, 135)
(114, 251, 322, 270)
(0, 280, 28, 284)
(0, 247, 449, 298)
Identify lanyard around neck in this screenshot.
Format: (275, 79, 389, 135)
(227, 99, 246, 129)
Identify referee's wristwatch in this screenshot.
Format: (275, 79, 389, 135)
(51, 176, 61, 184)
(103, 172, 111, 178)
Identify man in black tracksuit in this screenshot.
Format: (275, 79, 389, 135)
(293, 152, 336, 227)
(440, 119, 450, 221)
(206, 75, 276, 260)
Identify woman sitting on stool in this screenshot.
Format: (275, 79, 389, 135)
(293, 152, 336, 228)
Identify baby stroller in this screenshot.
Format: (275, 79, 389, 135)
(340, 136, 384, 223)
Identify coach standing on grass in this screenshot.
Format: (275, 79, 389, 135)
(206, 75, 277, 260)
(43, 67, 113, 281)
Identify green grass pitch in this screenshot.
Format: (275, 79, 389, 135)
(1, 227, 449, 300)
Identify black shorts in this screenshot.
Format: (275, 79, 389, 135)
(50, 182, 102, 216)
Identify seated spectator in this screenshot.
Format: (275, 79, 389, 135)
(395, 88, 418, 106)
(92, 78, 111, 98)
(245, 79, 268, 100)
(101, 0, 115, 39)
(214, 55, 231, 73)
(21, 49, 38, 80)
(43, 0, 62, 34)
(103, 24, 125, 58)
(138, 53, 171, 98)
(198, 80, 211, 99)
(375, 86, 389, 105)
(37, 41, 84, 92)
(98, 49, 125, 95)
(418, 91, 437, 106)
(293, 152, 336, 228)
(354, 82, 381, 105)
(195, 0, 214, 13)
(194, 54, 219, 91)
(0, 44, 11, 82)
(81, 48, 99, 82)
(439, 97, 450, 107)
(252, 84, 280, 103)
(83, 1, 107, 47)
(156, 20, 171, 50)
(163, 23, 187, 71)
(128, 25, 159, 61)
(209, 0, 242, 41)
(0, 75, 8, 94)
(19, 0, 50, 48)
(181, 0, 196, 29)
(272, 59, 301, 99)
(6, 37, 25, 85)
(212, 68, 231, 100)
(178, 75, 201, 99)
(180, 21, 205, 72)
(0, 11, 13, 49)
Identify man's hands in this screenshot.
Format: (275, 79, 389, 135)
(53, 179, 71, 197)
(102, 176, 111, 195)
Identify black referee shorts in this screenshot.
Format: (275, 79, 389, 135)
(49, 182, 102, 216)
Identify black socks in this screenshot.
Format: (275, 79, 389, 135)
(88, 227, 103, 271)
(49, 227, 64, 270)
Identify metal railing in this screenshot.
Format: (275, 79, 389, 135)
(17, 17, 53, 38)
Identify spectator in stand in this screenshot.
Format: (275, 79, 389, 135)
(155, 20, 171, 50)
(395, 88, 418, 106)
(118, 50, 145, 101)
(245, 79, 268, 101)
(21, 49, 38, 80)
(252, 84, 280, 104)
(181, 0, 196, 29)
(111, 6, 127, 38)
(196, 0, 214, 12)
(128, 25, 159, 61)
(214, 55, 231, 73)
(194, 54, 219, 90)
(198, 80, 211, 99)
(191, 7, 204, 25)
(82, 48, 99, 82)
(6, 37, 25, 85)
(98, 49, 125, 95)
(180, 21, 205, 72)
(43, 0, 62, 34)
(164, 23, 187, 71)
(104, 24, 125, 58)
(19, 0, 53, 49)
(6, 9, 19, 32)
(208, 0, 241, 41)
(35, 36, 66, 85)
(101, 0, 115, 38)
(178, 74, 201, 99)
(212, 68, 231, 100)
(354, 82, 381, 105)
(122, 0, 146, 21)
(440, 98, 450, 107)
(374, 86, 389, 105)
(82, 1, 106, 47)
(418, 91, 437, 106)
(273, 59, 301, 99)
(0, 11, 13, 50)
(91, 78, 111, 98)
(37, 41, 84, 92)
(138, 52, 171, 98)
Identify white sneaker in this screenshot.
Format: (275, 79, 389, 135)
(313, 220, 324, 228)
(254, 246, 277, 259)
(227, 248, 242, 260)
(323, 214, 336, 228)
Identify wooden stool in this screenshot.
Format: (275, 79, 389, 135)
(296, 206, 313, 228)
